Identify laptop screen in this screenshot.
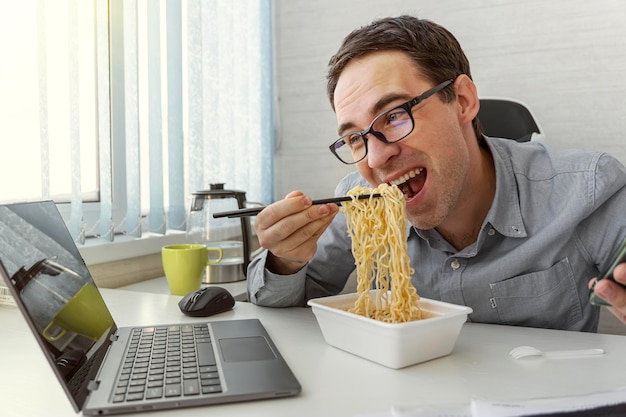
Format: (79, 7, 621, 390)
(0, 201, 117, 412)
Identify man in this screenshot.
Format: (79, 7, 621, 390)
(247, 15, 626, 332)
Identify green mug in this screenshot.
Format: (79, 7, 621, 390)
(43, 282, 114, 342)
(162, 244, 223, 296)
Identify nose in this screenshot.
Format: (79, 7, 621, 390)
(364, 134, 400, 168)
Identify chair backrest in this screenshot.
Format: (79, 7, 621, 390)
(477, 98, 541, 142)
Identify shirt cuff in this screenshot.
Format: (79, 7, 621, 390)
(247, 250, 307, 307)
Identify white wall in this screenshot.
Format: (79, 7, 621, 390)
(273, 0, 626, 200)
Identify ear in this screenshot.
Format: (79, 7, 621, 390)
(453, 75, 480, 126)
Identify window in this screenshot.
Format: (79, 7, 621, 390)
(0, 0, 274, 250)
(0, 0, 100, 202)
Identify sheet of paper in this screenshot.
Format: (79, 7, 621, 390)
(353, 403, 471, 417)
(391, 404, 472, 417)
(357, 387, 626, 417)
(470, 386, 626, 417)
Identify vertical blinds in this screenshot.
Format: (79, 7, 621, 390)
(84, 0, 274, 243)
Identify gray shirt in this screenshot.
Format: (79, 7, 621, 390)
(247, 137, 626, 332)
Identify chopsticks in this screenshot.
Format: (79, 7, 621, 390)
(212, 194, 382, 218)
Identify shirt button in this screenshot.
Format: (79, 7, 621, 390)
(450, 259, 461, 270)
(488, 228, 495, 236)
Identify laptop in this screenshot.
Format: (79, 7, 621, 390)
(0, 201, 301, 415)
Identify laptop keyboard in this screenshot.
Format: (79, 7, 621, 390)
(112, 324, 222, 403)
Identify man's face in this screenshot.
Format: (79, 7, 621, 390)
(333, 50, 471, 230)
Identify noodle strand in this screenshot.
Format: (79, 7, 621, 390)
(343, 184, 422, 323)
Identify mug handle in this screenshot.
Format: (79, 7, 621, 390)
(206, 247, 223, 265)
(43, 321, 67, 342)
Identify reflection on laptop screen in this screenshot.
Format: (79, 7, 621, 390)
(0, 201, 116, 410)
(1, 201, 302, 416)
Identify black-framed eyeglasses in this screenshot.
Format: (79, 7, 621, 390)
(328, 79, 454, 164)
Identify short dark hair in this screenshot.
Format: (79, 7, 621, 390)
(327, 15, 482, 138)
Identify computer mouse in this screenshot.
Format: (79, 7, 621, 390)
(178, 286, 235, 317)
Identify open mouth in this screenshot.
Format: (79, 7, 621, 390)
(389, 168, 426, 200)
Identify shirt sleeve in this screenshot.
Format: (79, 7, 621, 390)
(577, 152, 626, 274)
(246, 208, 354, 307)
(246, 249, 308, 306)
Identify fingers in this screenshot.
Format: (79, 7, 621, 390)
(264, 210, 337, 274)
(592, 263, 626, 325)
(254, 192, 312, 231)
(614, 263, 626, 286)
(269, 205, 338, 257)
(253, 191, 340, 274)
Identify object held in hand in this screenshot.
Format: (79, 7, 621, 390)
(589, 237, 626, 306)
(212, 193, 382, 218)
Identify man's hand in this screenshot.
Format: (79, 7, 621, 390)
(591, 263, 626, 324)
(254, 191, 339, 275)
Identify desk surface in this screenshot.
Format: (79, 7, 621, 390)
(118, 276, 249, 301)
(1, 288, 625, 417)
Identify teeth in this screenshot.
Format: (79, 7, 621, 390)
(390, 168, 423, 186)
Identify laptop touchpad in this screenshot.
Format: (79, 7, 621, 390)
(219, 337, 276, 362)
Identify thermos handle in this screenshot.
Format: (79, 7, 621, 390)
(239, 201, 263, 277)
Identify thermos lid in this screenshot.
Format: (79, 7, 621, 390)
(191, 183, 246, 198)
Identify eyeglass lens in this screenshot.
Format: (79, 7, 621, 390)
(332, 106, 413, 163)
(329, 79, 453, 165)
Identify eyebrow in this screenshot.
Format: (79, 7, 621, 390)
(337, 92, 413, 135)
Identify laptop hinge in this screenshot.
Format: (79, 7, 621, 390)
(87, 379, 100, 392)
(109, 333, 119, 342)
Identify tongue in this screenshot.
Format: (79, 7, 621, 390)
(400, 171, 426, 199)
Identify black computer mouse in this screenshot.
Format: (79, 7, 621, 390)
(178, 286, 235, 317)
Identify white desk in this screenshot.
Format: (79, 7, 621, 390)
(118, 276, 249, 301)
(1, 288, 625, 417)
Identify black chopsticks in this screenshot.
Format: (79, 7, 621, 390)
(212, 193, 382, 218)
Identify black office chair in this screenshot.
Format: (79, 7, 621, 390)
(477, 98, 542, 142)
